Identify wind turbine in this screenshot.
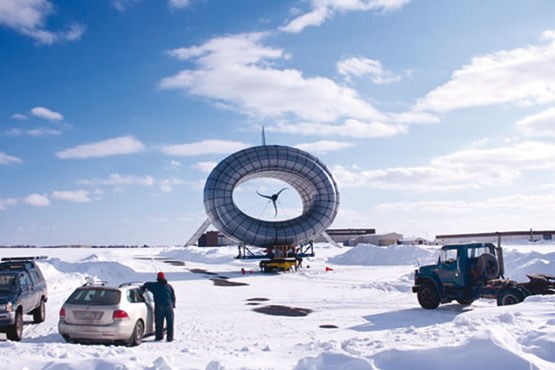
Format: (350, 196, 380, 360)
(256, 188, 287, 217)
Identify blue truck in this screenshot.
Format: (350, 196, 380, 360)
(412, 243, 555, 309)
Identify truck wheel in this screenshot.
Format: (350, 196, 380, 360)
(497, 288, 525, 306)
(417, 282, 440, 309)
(6, 310, 23, 341)
(456, 298, 474, 305)
(33, 299, 46, 323)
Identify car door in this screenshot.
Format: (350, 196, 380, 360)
(139, 289, 155, 334)
(27, 269, 42, 309)
(126, 288, 152, 334)
(18, 272, 34, 313)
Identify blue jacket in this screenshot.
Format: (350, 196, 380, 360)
(142, 279, 176, 308)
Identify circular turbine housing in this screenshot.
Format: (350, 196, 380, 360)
(204, 145, 340, 248)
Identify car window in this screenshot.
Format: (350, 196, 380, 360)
(127, 289, 146, 303)
(67, 288, 121, 305)
(0, 274, 17, 292)
(20, 273, 32, 289)
(28, 270, 41, 284)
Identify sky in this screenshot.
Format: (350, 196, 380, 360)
(2, 0, 555, 246)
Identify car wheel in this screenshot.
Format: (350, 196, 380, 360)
(33, 299, 46, 323)
(497, 288, 525, 306)
(127, 320, 144, 347)
(417, 282, 440, 309)
(456, 298, 474, 305)
(7, 310, 23, 341)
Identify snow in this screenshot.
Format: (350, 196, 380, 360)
(0, 243, 554, 369)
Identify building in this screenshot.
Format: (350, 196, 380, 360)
(344, 232, 403, 246)
(198, 231, 236, 247)
(435, 229, 555, 244)
(313, 228, 376, 244)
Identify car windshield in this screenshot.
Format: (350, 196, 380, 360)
(0, 274, 17, 292)
(66, 288, 121, 305)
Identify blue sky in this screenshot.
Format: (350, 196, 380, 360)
(2, 0, 555, 246)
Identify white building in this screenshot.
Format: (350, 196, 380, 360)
(435, 229, 555, 244)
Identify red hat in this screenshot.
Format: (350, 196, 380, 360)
(157, 272, 165, 280)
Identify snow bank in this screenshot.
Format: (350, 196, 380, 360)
(370, 327, 547, 370)
(46, 257, 143, 285)
(295, 352, 373, 370)
(328, 244, 435, 266)
(160, 246, 236, 264)
(503, 250, 555, 281)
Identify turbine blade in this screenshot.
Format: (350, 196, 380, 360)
(276, 187, 288, 197)
(256, 191, 273, 200)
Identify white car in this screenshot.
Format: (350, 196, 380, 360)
(58, 282, 157, 346)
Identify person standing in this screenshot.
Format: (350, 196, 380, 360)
(141, 272, 176, 342)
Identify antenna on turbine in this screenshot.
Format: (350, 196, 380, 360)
(261, 125, 266, 146)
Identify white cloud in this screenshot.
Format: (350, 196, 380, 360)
(268, 119, 408, 138)
(281, 6, 330, 33)
(295, 140, 355, 154)
(56, 136, 146, 159)
(516, 107, 555, 137)
(5, 128, 61, 137)
(332, 140, 555, 191)
(112, 0, 140, 12)
(337, 57, 401, 84)
(416, 30, 555, 113)
(31, 106, 63, 121)
(80, 173, 155, 187)
(158, 177, 203, 193)
(168, 0, 190, 9)
(10, 113, 27, 120)
(161, 33, 390, 124)
(375, 194, 555, 214)
(23, 193, 50, 207)
(281, 0, 411, 33)
(0, 198, 18, 210)
(159, 179, 173, 193)
(0, 151, 22, 164)
(160, 139, 250, 156)
(167, 160, 182, 170)
(51, 190, 91, 203)
(0, 0, 84, 45)
(192, 161, 218, 173)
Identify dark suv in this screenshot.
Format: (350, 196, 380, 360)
(0, 257, 48, 341)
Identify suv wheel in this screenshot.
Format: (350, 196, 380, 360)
(7, 310, 23, 341)
(33, 299, 46, 323)
(417, 282, 440, 309)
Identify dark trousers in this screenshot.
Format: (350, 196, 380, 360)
(154, 305, 174, 341)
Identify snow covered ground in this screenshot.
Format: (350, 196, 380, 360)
(1, 242, 554, 370)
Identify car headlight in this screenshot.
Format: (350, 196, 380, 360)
(0, 302, 13, 312)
